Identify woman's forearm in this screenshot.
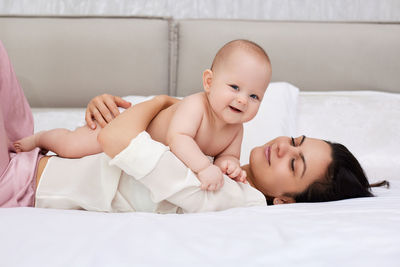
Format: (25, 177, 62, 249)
(98, 95, 177, 158)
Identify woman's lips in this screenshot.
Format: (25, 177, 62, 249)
(265, 145, 271, 165)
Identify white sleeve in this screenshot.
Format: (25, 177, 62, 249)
(109, 131, 266, 213)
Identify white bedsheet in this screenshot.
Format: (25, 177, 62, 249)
(1, 91, 399, 267)
(1, 182, 399, 267)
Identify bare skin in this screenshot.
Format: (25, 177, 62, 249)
(36, 156, 50, 189)
(14, 126, 102, 157)
(16, 94, 130, 155)
(14, 134, 39, 152)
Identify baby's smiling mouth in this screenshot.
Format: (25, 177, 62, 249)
(229, 105, 242, 113)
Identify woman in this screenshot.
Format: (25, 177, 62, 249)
(0, 42, 386, 211)
(88, 94, 386, 205)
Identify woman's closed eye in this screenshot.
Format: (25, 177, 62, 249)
(290, 135, 307, 177)
(291, 159, 295, 172)
(290, 136, 296, 173)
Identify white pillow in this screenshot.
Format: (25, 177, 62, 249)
(122, 82, 299, 165)
(122, 95, 155, 106)
(297, 91, 400, 184)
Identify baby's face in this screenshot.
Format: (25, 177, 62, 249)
(206, 50, 271, 124)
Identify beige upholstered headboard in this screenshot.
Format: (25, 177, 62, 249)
(1, 16, 399, 107)
(175, 20, 400, 96)
(0, 16, 171, 107)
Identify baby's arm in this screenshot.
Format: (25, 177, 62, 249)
(167, 95, 224, 191)
(214, 126, 247, 183)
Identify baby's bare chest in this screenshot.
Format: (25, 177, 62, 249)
(147, 101, 239, 157)
(194, 123, 238, 157)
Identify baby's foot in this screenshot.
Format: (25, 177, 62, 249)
(13, 133, 41, 152)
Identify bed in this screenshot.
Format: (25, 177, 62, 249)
(1, 16, 399, 267)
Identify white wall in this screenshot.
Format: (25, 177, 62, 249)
(1, 0, 399, 22)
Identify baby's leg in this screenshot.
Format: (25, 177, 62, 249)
(14, 125, 102, 158)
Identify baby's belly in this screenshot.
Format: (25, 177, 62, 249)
(196, 138, 231, 157)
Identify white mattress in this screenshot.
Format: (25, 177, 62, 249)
(1, 91, 400, 267)
(1, 184, 399, 267)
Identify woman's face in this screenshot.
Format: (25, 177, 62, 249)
(249, 136, 332, 202)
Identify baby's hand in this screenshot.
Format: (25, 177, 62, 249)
(219, 160, 247, 183)
(197, 164, 224, 191)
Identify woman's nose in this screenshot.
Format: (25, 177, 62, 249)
(277, 142, 296, 158)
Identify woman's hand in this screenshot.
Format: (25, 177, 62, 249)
(85, 94, 132, 129)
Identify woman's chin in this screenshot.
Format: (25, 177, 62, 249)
(249, 145, 264, 166)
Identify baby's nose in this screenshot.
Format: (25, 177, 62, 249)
(237, 94, 247, 105)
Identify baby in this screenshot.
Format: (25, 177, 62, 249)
(15, 39, 272, 191)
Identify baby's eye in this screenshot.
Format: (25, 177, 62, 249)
(250, 94, 259, 100)
(230, 85, 239, 91)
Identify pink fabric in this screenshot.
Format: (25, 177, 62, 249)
(0, 41, 41, 207)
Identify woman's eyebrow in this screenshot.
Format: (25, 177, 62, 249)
(299, 135, 306, 145)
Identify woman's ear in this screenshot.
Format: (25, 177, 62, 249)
(273, 196, 296, 205)
(202, 69, 213, 93)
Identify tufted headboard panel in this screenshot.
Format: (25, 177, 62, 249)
(175, 20, 400, 96)
(0, 16, 171, 107)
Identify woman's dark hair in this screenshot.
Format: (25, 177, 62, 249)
(284, 141, 389, 204)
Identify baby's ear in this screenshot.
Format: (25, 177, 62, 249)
(202, 69, 213, 93)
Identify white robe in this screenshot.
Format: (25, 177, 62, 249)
(35, 132, 266, 213)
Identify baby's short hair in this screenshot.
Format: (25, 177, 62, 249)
(210, 39, 271, 71)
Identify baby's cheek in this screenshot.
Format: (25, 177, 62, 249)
(248, 105, 261, 119)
